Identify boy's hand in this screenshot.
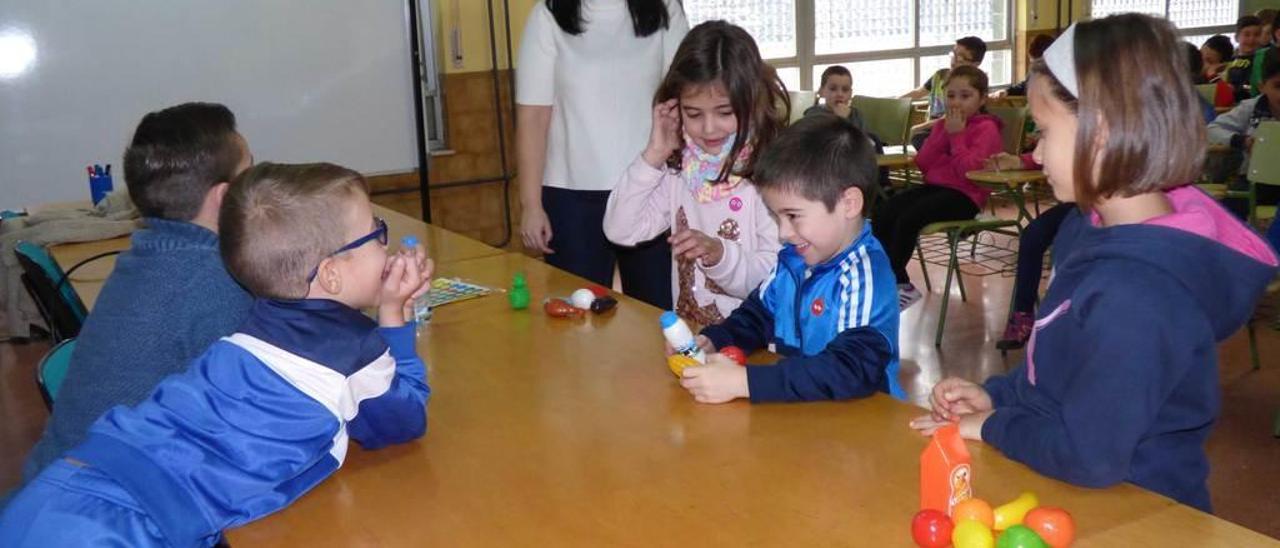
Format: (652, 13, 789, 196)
(380, 244, 433, 327)
(669, 229, 725, 267)
(928, 377, 993, 422)
(831, 100, 852, 119)
(663, 334, 715, 357)
(642, 98, 682, 168)
(679, 354, 748, 403)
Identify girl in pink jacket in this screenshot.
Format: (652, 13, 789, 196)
(871, 65, 1004, 310)
(604, 21, 785, 327)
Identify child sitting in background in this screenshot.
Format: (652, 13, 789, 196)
(1201, 35, 1234, 83)
(1225, 15, 1266, 100)
(902, 36, 987, 150)
(804, 65, 890, 193)
(677, 114, 903, 403)
(0, 163, 433, 546)
(874, 66, 1004, 310)
(912, 14, 1278, 513)
(1209, 47, 1280, 218)
(605, 21, 784, 326)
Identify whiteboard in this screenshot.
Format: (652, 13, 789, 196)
(0, 1, 421, 210)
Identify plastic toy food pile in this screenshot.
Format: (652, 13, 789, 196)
(913, 427, 1075, 547)
(544, 285, 617, 317)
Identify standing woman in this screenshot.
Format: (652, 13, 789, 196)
(517, 0, 688, 308)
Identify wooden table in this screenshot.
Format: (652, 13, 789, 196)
(220, 251, 1276, 546)
(967, 169, 1049, 226)
(878, 153, 917, 186)
(48, 205, 505, 309)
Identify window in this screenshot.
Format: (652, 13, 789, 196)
(1092, 0, 1240, 45)
(685, 0, 1014, 95)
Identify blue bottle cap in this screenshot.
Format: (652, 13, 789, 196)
(659, 311, 679, 329)
(400, 235, 419, 247)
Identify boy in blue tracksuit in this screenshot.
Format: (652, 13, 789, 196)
(0, 162, 432, 547)
(678, 114, 903, 403)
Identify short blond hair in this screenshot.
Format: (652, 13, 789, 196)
(219, 162, 369, 299)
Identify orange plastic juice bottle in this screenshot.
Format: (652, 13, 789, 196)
(920, 424, 973, 514)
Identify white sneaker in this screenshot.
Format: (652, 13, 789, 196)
(898, 283, 923, 310)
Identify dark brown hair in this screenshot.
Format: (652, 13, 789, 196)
(654, 20, 789, 182)
(546, 0, 669, 37)
(944, 65, 989, 96)
(123, 102, 244, 221)
(1028, 34, 1054, 59)
(220, 162, 369, 299)
(1030, 13, 1205, 208)
(752, 114, 878, 215)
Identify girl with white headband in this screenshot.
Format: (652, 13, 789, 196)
(911, 13, 1278, 513)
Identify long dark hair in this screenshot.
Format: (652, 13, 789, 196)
(654, 20, 789, 182)
(547, 0, 670, 37)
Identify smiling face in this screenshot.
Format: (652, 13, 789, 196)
(761, 185, 863, 266)
(680, 82, 739, 154)
(818, 73, 853, 107)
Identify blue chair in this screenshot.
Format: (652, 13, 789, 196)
(36, 338, 77, 409)
(14, 241, 117, 342)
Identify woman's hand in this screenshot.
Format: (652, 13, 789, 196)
(520, 207, 554, 254)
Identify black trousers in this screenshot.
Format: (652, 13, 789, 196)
(541, 186, 673, 309)
(871, 185, 980, 284)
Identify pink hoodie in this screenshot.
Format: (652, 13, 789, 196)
(914, 113, 1005, 209)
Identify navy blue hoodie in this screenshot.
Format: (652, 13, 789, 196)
(980, 186, 1278, 513)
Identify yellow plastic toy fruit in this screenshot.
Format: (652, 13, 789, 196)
(667, 354, 699, 377)
(952, 518, 995, 548)
(992, 492, 1039, 531)
(952, 497, 995, 529)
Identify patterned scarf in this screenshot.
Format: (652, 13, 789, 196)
(681, 132, 752, 203)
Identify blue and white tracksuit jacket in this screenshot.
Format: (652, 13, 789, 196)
(702, 221, 903, 401)
(0, 299, 430, 547)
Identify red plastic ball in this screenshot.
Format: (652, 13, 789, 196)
(1024, 507, 1075, 548)
(720, 346, 747, 366)
(911, 509, 955, 548)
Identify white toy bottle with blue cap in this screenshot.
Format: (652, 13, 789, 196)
(660, 311, 705, 363)
(401, 235, 431, 327)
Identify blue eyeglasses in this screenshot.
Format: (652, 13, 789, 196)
(307, 216, 388, 282)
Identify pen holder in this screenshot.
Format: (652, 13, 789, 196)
(89, 174, 114, 205)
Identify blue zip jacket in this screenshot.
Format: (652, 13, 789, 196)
(0, 299, 430, 547)
(701, 221, 903, 401)
(981, 189, 1277, 512)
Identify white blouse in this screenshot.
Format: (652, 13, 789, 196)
(516, 0, 689, 192)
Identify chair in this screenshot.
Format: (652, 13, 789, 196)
(36, 338, 77, 409)
(13, 241, 117, 343)
(1241, 122, 1280, 371)
(786, 90, 816, 124)
(853, 95, 913, 153)
(913, 106, 1029, 347)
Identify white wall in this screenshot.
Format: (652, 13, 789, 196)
(0, 1, 420, 209)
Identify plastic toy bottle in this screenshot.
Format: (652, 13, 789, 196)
(401, 236, 431, 325)
(509, 273, 530, 310)
(660, 311, 705, 363)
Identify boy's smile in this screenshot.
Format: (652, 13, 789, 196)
(761, 185, 865, 266)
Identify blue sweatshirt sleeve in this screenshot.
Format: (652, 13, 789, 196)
(979, 274, 1201, 488)
(347, 323, 431, 449)
(745, 327, 892, 402)
(700, 288, 773, 353)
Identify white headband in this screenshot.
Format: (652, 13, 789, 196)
(1041, 23, 1079, 98)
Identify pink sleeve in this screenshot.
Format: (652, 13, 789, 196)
(701, 188, 781, 299)
(912, 122, 950, 173)
(944, 121, 1005, 177)
(603, 156, 674, 246)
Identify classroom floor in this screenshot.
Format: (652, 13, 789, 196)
(1, 194, 1277, 540)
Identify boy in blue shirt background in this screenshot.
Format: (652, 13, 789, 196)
(678, 114, 902, 403)
(0, 162, 432, 547)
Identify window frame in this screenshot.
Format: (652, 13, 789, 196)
(1089, 0, 1242, 47)
(715, 0, 1018, 92)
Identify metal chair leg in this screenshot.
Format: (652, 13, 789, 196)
(935, 232, 962, 347)
(916, 237, 933, 292)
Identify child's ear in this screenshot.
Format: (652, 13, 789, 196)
(840, 186, 865, 219)
(315, 258, 342, 296)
